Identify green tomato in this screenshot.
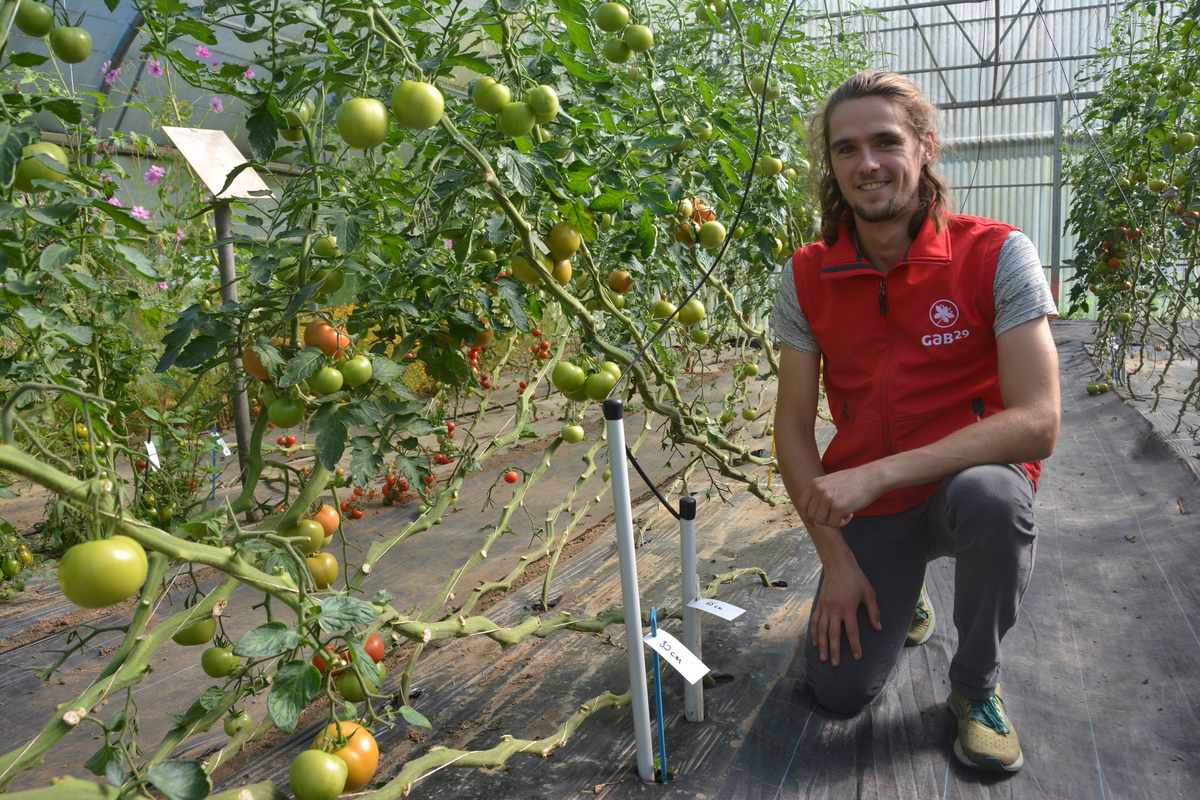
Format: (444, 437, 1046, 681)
(335, 662, 386, 702)
(720, 409, 738, 424)
(698, 221, 726, 250)
(306, 367, 344, 396)
(498, 102, 537, 137)
(283, 97, 315, 127)
(651, 299, 677, 320)
(677, 298, 706, 326)
(49, 26, 91, 63)
(525, 85, 560, 124)
(57, 536, 148, 608)
(601, 361, 623, 379)
(268, 397, 306, 428)
(317, 267, 344, 294)
(201, 646, 241, 678)
(584, 371, 618, 401)
(690, 328, 710, 344)
(603, 37, 634, 64)
(313, 235, 340, 258)
(2, 557, 21, 579)
(336, 97, 390, 149)
(14, 142, 68, 193)
(285, 519, 326, 556)
(742, 363, 760, 377)
(552, 361, 588, 393)
(290, 749, 348, 800)
(391, 80, 444, 130)
(560, 424, 585, 443)
(280, 126, 305, 142)
(337, 355, 373, 387)
(472, 77, 511, 114)
(741, 407, 757, 421)
(224, 709, 251, 737)
(594, 2, 630, 31)
(173, 617, 217, 646)
(15, 0, 54, 37)
(623, 24, 654, 53)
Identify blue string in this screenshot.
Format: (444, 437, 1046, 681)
(650, 608, 668, 783)
(211, 422, 218, 500)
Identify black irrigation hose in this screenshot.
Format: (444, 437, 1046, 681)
(609, 0, 803, 518)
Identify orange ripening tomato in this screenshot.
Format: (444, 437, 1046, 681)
(313, 721, 379, 792)
(313, 503, 340, 536)
(304, 321, 351, 358)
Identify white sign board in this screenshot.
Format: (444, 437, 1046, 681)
(161, 127, 272, 200)
(643, 629, 708, 685)
(687, 597, 746, 621)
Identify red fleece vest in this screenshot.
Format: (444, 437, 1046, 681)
(791, 213, 1041, 516)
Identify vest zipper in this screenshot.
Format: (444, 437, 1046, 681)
(879, 278, 897, 456)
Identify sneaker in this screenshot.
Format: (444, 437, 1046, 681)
(905, 583, 935, 646)
(947, 685, 1025, 772)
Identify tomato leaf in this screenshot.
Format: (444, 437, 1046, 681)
(400, 704, 432, 729)
(496, 150, 537, 196)
(553, 10, 594, 55)
(637, 211, 657, 260)
(496, 277, 530, 330)
(278, 346, 325, 388)
(320, 596, 379, 632)
(84, 743, 116, 777)
(311, 403, 349, 470)
(349, 435, 384, 488)
(146, 760, 212, 800)
(246, 102, 278, 163)
(268, 660, 322, 733)
(345, 637, 383, 687)
(233, 621, 299, 658)
(200, 686, 226, 711)
(9, 52, 47, 68)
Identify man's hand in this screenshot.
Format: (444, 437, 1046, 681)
(811, 557, 883, 666)
(798, 464, 886, 528)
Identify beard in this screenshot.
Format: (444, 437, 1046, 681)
(846, 178, 921, 224)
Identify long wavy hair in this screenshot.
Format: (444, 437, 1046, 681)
(808, 70, 952, 245)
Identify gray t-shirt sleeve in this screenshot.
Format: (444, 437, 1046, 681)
(993, 230, 1059, 335)
(770, 265, 821, 354)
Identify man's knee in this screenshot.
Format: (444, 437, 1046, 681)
(944, 465, 1035, 534)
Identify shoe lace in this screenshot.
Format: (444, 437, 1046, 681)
(968, 696, 1011, 735)
(913, 603, 931, 622)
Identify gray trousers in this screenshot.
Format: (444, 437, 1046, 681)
(804, 464, 1038, 713)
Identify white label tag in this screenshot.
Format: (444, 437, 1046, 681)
(213, 436, 231, 456)
(687, 597, 746, 621)
(144, 441, 161, 470)
(642, 629, 708, 685)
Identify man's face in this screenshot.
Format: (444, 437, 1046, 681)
(827, 95, 933, 226)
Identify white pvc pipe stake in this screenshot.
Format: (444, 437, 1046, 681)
(679, 497, 704, 722)
(603, 399, 655, 783)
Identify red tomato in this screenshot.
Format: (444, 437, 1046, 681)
(350, 508, 364, 520)
(504, 471, 519, 484)
(364, 634, 385, 663)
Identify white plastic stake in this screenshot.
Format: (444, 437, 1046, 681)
(144, 440, 161, 471)
(679, 496, 704, 722)
(603, 398, 655, 783)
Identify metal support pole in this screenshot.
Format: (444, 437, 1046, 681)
(213, 203, 254, 487)
(603, 398, 655, 783)
(1050, 96, 1065, 307)
(679, 496, 703, 722)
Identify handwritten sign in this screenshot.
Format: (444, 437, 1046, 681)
(642, 628, 708, 685)
(687, 597, 746, 621)
(144, 440, 161, 470)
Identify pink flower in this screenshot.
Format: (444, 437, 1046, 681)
(106, 197, 121, 207)
(101, 60, 111, 73)
(211, 61, 220, 68)
(131, 206, 150, 220)
(209, 97, 224, 113)
(147, 60, 164, 78)
(156, 281, 169, 290)
(104, 68, 121, 85)
(176, 228, 186, 241)
(244, 68, 255, 78)
(143, 165, 165, 185)
(100, 174, 115, 183)
(195, 45, 211, 58)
